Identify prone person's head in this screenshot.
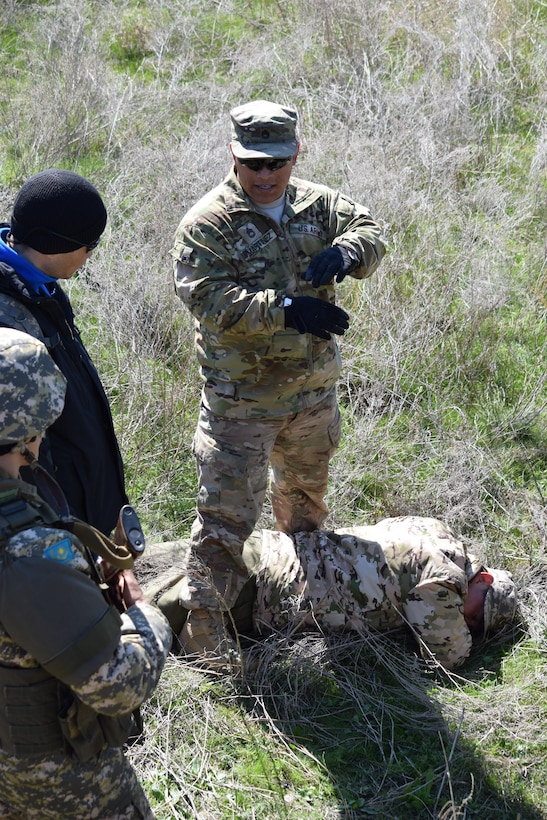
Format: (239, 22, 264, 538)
(464, 566, 518, 641)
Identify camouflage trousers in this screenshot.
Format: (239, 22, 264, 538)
(187, 389, 341, 610)
(0, 746, 154, 819)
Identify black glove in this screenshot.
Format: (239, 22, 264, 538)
(284, 296, 350, 340)
(304, 247, 346, 288)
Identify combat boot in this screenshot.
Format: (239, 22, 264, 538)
(179, 609, 242, 673)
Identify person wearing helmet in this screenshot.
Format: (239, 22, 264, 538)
(0, 169, 127, 535)
(153, 516, 518, 672)
(0, 328, 171, 819)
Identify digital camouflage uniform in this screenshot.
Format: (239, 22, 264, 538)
(248, 516, 485, 669)
(0, 500, 172, 819)
(0, 329, 172, 818)
(171, 169, 385, 608)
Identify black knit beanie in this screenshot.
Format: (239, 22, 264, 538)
(10, 169, 107, 254)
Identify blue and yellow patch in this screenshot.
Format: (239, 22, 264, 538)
(43, 538, 75, 563)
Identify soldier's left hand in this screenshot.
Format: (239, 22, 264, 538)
(304, 247, 346, 287)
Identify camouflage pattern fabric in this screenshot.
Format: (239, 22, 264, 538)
(0, 484, 172, 817)
(179, 390, 340, 610)
(0, 328, 66, 445)
(171, 167, 384, 610)
(171, 170, 385, 419)
(0, 749, 153, 819)
(230, 100, 299, 159)
(482, 567, 517, 636)
(254, 516, 480, 669)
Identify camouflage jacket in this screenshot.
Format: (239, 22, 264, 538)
(252, 516, 482, 669)
(0, 471, 172, 733)
(171, 171, 385, 418)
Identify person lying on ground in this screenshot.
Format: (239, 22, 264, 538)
(147, 515, 518, 672)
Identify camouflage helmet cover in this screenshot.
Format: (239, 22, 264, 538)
(482, 567, 518, 637)
(0, 328, 66, 446)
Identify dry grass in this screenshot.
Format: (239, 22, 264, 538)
(135, 541, 546, 818)
(1, 0, 547, 816)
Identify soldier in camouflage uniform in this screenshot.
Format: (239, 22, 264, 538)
(170, 99, 386, 662)
(156, 517, 517, 671)
(0, 328, 172, 819)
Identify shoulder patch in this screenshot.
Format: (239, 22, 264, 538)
(43, 538, 75, 563)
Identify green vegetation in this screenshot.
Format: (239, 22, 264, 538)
(1, 0, 546, 816)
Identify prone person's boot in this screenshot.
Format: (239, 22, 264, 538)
(179, 608, 242, 673)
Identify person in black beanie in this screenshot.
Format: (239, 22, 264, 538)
(0, 169, 128, 535)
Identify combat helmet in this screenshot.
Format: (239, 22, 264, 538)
(483, 567, 518, 637)
(0, 328, 66, 450)
(466, 552, 518, 638)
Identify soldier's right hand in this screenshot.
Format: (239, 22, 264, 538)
(120, 569, 146, 608)
(284, 296, 350, 340)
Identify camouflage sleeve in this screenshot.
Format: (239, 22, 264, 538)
(402, 581, 472, 670)
(364, 517, 474, 668)
(70, 602, 172, 716)
(328, 191, 386, 279)
(172, 221, 285, 338)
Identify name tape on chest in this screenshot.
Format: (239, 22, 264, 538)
(237, 225, 277, 260)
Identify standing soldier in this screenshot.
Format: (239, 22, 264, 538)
(0, 328, 171, 819)
(171, 99, 385, 665)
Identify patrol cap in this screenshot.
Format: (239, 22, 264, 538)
(482, 567, 518, 637)
(230, 100, 299, 159)
(10, 169, 107, 254)
(0, 328, 66, 447)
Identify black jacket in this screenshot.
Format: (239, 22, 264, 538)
(0, 257, 128, 535)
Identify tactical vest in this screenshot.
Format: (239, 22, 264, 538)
(0, 477, 134, 761)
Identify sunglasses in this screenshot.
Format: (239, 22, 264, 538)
(28, 227, 101, 253)
(237, 157, 293, 172)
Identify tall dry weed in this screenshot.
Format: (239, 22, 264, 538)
(1, 1, 546, 813)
